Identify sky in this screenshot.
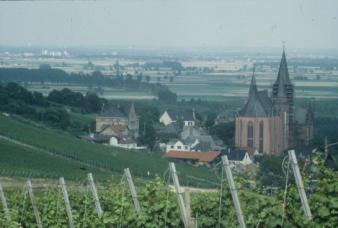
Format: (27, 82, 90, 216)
(0, 0, 337, 50)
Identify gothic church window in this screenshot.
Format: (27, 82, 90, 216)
(259, 121, 264, 153)
(247, 121, 254, 147)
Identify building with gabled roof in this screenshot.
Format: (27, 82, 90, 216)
(235, 49, 314, 155)
(159, 110, 196, 126)
(96, 102, 139, 140)
(165, 150, 221, 166)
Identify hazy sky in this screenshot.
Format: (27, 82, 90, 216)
(0, 0, 337, 49)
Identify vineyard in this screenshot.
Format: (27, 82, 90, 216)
(0, 114, 216, 186)
(0, 152, 337, 228)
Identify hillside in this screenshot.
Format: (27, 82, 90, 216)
(0, 138, 111, 182)
(0, 114, 218, 187)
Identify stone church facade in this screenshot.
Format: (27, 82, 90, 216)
(235, 50, 314, 155)
(96, 103, 139, 140)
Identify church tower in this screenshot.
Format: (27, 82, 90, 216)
(272, 49, 295, 149)
(128, 103, 139, 139)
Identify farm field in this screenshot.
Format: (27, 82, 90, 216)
(164, 75, 338, 101)
(0, 114, 217, 187)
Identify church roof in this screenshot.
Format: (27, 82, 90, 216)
(165, 150, 221, 163)
(99, 103, 135, 118)
(239, 71, 273, 117)
(166, 110, 195, 121)
(273, 50, 293, 98)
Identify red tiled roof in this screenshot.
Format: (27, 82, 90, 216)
(165, 150, 221, 163)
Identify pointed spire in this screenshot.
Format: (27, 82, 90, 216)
(249, 63, 258, 97)
(276, 48, 291, 84)
(129, 103, 136, 115)
(273, 48, 292, 98)
(129, 103, 137, 120)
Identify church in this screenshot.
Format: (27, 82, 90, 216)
(235, 49, 314, 155)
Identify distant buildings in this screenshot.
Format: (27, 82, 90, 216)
(83, 103, 144, 149)
(235, 49, 314, 155)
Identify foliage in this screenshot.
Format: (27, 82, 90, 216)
(0, 151, 338, 227)
(47, 88, 106, 113)
(256, 155, 285, 188)
(209, 122, 235, 146)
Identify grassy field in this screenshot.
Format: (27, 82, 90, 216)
(0, 114, 218, 187)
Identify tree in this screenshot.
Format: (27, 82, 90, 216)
(256, 154, 284, 187)
(209, 122, 235, 146)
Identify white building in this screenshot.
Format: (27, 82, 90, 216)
(165, 138, 199, 153)
(109, 136, 146, 150)
(159, 110, 195, 126)
(226, 149, 253, 166)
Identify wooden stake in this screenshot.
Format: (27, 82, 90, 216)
(0, 183, 11, 222)
(169, 162, 189, 228)
(59, 177, 75, 228)
(124, 168, 141, 214)
(221, 156, 246, 228)
(184, 190, 191, 221)
(26, 180, 43, 228)
(288, 150, 312, 220)
(87, 173, 103, 218)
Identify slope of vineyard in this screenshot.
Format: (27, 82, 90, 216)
(0, 114, 217, 186)
(0, 139, 112, 181)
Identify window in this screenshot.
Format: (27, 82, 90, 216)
(247, 121, 254, 147)
(259, 121, 264, 153)
(185, 146, 188, 149)
(171, 146, 174, 149)
(177, 146, 182, 149)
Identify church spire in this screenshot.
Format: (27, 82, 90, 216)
(273, 48, 292, 98)
(248, 64, 257, 97)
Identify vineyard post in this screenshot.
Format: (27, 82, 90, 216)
(0, 183, 11, 222)
(184, 189, 196, 227)
(288, 150, 312, 220)
(87, 173, 103, 218)
(124, 168, 141, 214)
(27, 180, 43, 228)
(59, 177, 75, 228)
(221, 156, 246, 228)
(169, 162, 189, 228)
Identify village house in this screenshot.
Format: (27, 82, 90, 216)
(164, 150, 221, 167)
(165, 138, 199, 152)
(159, 110, 196, 126)
(225, 149, 253, 166)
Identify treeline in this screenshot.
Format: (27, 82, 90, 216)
(48, 88, 105, 113)
(0, 82, 105, 130)
(0, 68, 178, 103)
